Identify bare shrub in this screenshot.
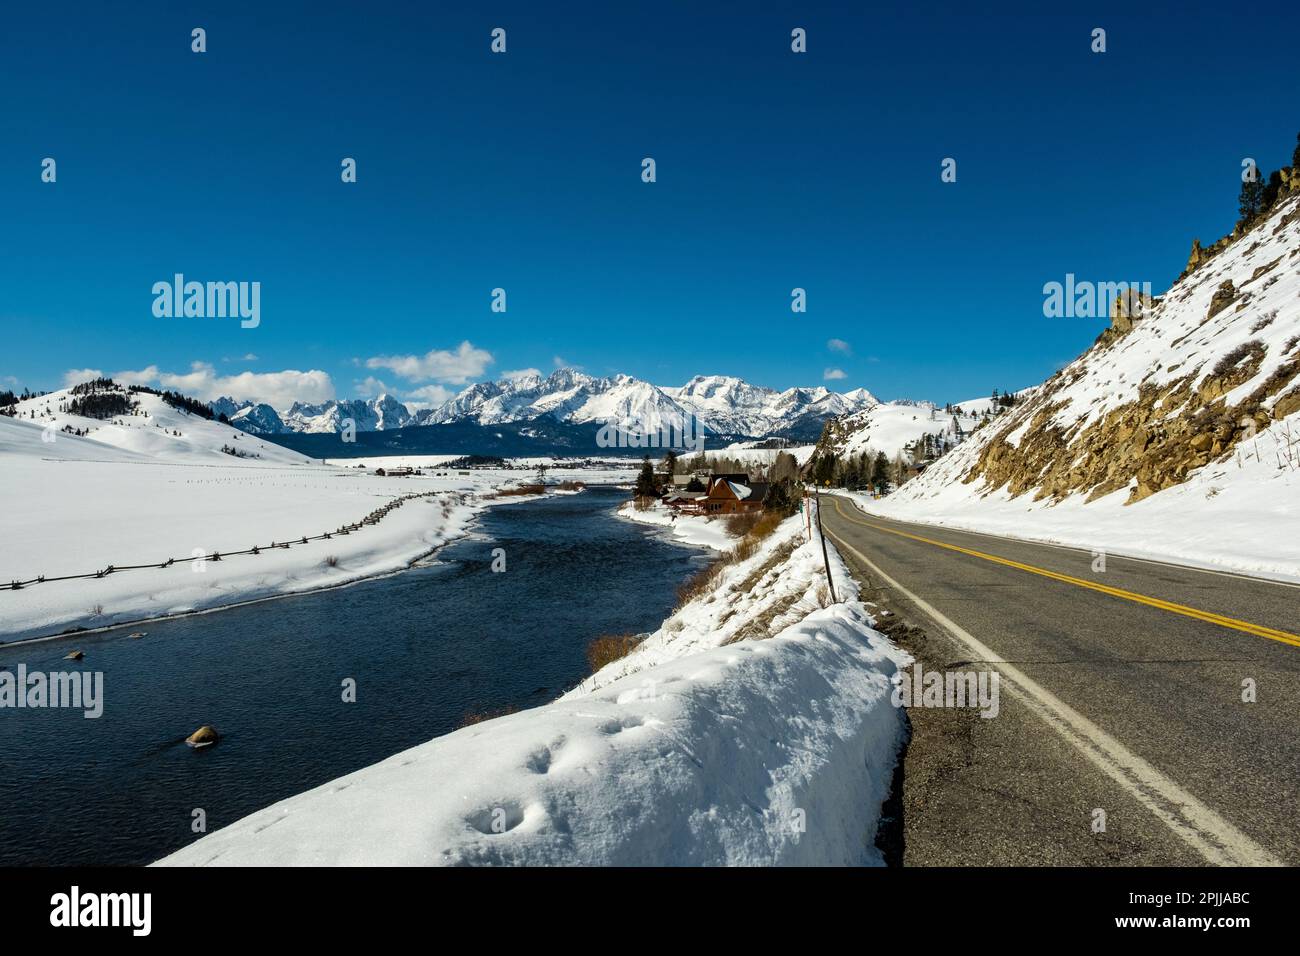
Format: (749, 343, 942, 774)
(1212, 339, 1266, 377)
(724, 512, 760, 538)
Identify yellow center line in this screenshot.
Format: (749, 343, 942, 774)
(827, 498, 1300, 650)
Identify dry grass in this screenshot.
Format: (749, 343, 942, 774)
(498, 484, 545, 497)
(723, 511, 760, 538)
(585, 633, 644, 673)
(726, 587, 806, 644)
(555, 480, 586, 491)
(735, 538, 799, 596)
(674, 559, 726, 609)
(748, 510, 785, 541)
(672, 509, 789, 611)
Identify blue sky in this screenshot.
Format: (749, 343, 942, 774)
(2, 1, 1298, 407)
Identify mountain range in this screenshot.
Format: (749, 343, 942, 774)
(210, 370, 881, 444)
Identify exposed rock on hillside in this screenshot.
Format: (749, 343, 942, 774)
(962, 192, 1300, 506)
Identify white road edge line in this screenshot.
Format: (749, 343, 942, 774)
(826, 527, 1283, 867)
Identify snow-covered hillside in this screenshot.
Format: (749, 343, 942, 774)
(860, 190, 1300, 580)
(155, 513, 910, 866)
(5, 385, 314, 464)
(825, 400, 986, 463)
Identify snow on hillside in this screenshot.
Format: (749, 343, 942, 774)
(155, 513, 910, 866)
(662, 375, 877, 436)
(7, 385, 314, 465)
(708, 443, 818, 467)
(831, 400, 984, 462)
(860, 192, 1300, 581)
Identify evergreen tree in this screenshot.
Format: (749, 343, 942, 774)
(872, 451, 890, 491)
(1239, 175, 1267, 223)
(1293, 131, 1300, 169)
(1262, 169, 1284, 210)
(634, 456, 658, 498)
(764, 478, 801, 516)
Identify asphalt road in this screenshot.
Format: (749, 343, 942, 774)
(820, 494, 1300, 866)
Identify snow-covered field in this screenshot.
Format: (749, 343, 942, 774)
(155, 511, 911, 866)
(324, 453, 637, 485)
(0, 388, 625, 642)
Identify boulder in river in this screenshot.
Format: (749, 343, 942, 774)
(186, 726, 219, 749)
(64, 650, 84, 661)
(129, 632, 146, 639)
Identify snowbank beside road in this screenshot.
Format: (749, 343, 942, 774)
(838, 441, 1300, 584)
(156, 513, 911, 866)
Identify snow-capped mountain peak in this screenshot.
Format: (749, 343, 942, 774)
(203, 369, 880, 440)
(421, 369, 879, 439)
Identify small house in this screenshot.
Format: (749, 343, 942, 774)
(700, 476, 768, 515)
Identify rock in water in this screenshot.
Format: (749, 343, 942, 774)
(186, 726, 219, 749)
(64, 650, 84, 661)
(129, 632, 146, 639)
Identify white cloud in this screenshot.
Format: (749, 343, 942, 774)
(354, 376, 392, 397)
(62, 368, 104, 387)
(62, 361, 333, 410)
(501, 368, 542, 382)
(402, 384, 455, 410)
(364, 341, 492, 384)
(827, 338, 852, 355)
(111, 365, 162, 387)
(823, 367, 848, 381)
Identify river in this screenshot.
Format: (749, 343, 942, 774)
(0, 487, 709, 865)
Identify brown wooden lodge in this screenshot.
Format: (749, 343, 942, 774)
(661, 471, 769, 515)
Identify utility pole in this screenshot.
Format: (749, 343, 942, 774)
(812, 483, 837, 603)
